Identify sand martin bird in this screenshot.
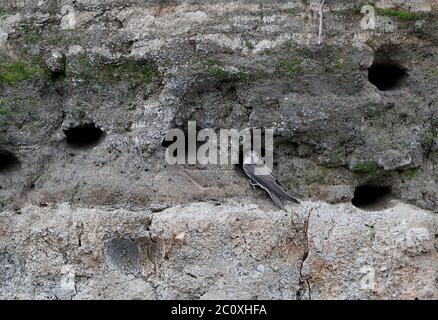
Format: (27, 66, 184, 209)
(243, 151, 300, 210)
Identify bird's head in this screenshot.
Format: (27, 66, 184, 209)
(243, 150, 261, 165)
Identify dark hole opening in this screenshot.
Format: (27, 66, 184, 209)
(352, 185, 392, 211)
(368, 62, 408, 91)
(161, 127, 269, 167)
(50, 70, 66, 82)
(64, 123, 105, 149)
(0, 150, 20, 173)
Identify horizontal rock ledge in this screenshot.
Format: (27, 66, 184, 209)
(0, 200, 436, 300)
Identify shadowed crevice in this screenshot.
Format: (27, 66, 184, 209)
(368, 61, 408, 91)
(0, 149, 20, 173)
(64, 123, 105, 149)
(352, 185, 392, 211)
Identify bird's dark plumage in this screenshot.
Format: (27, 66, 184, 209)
(243, 152, 300, 210)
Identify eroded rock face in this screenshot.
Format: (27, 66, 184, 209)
(0, 0, 437, 211)
(302, 203, 437, 299)
(0, 0, 437, 299)
(0, 201, 436, 299)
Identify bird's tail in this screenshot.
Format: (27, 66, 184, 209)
(275, 189, 301, 204)
(267, 190, 286, 211)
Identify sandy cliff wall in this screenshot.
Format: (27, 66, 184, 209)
(0, 0, 437, 299)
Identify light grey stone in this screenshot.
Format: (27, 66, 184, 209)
(0, 0, 437, 300)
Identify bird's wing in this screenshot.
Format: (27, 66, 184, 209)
(269, 169, 301, 197)
(266, 189, 286, 211)
(243, 163, 300, 205)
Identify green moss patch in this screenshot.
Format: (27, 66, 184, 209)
(403, 168, 420, 179)
(0, 9, 8, 19)
(101, 62, 159, 84)
(277, 58, 304, 75)
(351, 161, 382, 176)
(376, 8, 417, 20)
(245, 41, 255, 50)
(0, 60, 46, 85)
(69, 58, 160, 87)
(194, 58, 232, 79)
